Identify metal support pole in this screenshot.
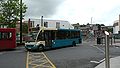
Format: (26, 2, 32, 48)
(41, 16, 43, 27)
(20, 0, 22, 44)
(111, 37, 112, 45)
(105, 31, 110, 68)
(114, 36, 115, 43)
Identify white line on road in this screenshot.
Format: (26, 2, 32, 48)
(90, 58, 105, 64)
(91, 45, 105, 54)
(90, 61, 100, 63)
(90, 45, 106, 64)
(99, 58, 105, 63)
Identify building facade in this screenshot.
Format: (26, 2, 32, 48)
(72, 23, 109, 38)
(28, 18, 74, 29)
(113, 20, 119, 34)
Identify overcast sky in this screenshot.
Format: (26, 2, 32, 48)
(23, 0, 120, 25)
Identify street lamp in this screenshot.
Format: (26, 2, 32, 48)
(20, 0, 22, 44)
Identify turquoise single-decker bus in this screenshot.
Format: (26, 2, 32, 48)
(25, 28, 82, 51)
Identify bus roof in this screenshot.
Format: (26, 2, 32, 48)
(42, 28, 57, 30)
(0, 28, 16, 31)
(40, 27, 80, 31)
(58, 28, 80, 31)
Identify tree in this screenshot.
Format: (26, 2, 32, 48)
(0, 0, 27, 28)
(22, 23, 28, 33)
(107, 27, 113, 33)
(100, 24, 105, 26)
(1, 0, 4, 1)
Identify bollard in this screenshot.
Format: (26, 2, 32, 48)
(111, 37, 112, 45)
(97, 37, 101, 44)
(105, 31, 110, 68)
(114, 36, 115, 43)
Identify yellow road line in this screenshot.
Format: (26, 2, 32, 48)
(26, 51, 56, 68)
(26, 51, 29, 68)
(42, 52, 56, 68)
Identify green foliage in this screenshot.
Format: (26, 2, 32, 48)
(0, 0, 27, 28)
(100, 24, 105, 26)
(8, 22, 16, 28)
(22, 23, 28, 33)
(107, 28, 113, 33)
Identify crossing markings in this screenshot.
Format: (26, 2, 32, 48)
(26, 51, 56, 68)
(26, 52, 29, 68)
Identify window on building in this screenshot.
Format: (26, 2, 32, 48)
(56, 22, 60, 28)
(44, 22, 48, 27)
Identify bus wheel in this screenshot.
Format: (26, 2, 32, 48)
(72, 41, 76, 46)
(38, 45, 44, 51)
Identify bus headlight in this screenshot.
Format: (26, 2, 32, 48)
(52, 40, 55, 44)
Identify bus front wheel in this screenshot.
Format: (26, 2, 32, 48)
(38, 45, 44, 51)
(72, 41, 76, 46)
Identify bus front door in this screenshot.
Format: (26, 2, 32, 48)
(45, 31, 52, 48)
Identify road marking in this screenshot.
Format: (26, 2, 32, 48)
(90, 58, 105, 64)
(42, 52, 56, 68)
(99, 58, 105, 63)
(26, 51, 29, 68)
(90, 61, 99, 63)
(26, 52, 56, 68)
(92, 45, 105, 54)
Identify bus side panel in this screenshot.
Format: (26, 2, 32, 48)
(0, 39, 15, 50)
(0, 40, 4, 50)
(52, 39, 71, 48)
(52, 38, 80, 48)
(7, 29, 16, 49)
(79, 31, 82, 43)
(12, 29, 16, 49)
(0, 28, 16, 50)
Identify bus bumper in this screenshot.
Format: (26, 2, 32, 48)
(25, 45, 38, 51)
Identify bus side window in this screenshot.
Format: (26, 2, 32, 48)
(0, 32, 1, 39)
(8, 32, 12, 40)
(51, 31, 55, 40)
(48, 32, 51, 40)
(1, 32, 12, 40)
(67, 31, 70, 39)
(45, 32, 48, 40)
(71, 31, 74, 38)
(2, 33, 6, 39)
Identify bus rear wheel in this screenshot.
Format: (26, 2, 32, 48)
(72, 41, 76, 46)
(38, 45, 44, 51)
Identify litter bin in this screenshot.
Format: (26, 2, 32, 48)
(97, 37, 101, 44)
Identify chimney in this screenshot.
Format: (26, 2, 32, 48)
(28, 19, 31, 33)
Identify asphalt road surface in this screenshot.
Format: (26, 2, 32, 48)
(0, 40, 120, 68)
(44, 41, 120, 68)
(0, 46, 27, 68)
(44, 41, 105, 68)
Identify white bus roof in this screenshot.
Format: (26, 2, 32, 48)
(40, 27, 57, 30)
(40, 27, 80, 31)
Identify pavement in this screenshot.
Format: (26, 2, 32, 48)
(95, 42, 120, 68)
